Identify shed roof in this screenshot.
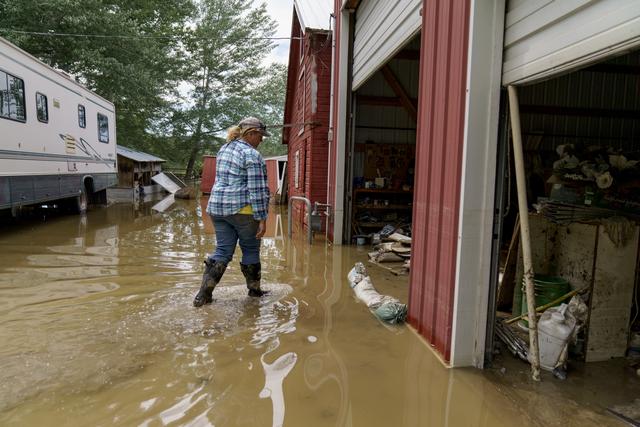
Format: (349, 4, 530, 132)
(294, 0, 332, 32)
(117, 145, 166, 163)
(264, 155, 288, 162)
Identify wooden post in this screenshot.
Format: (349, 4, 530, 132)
(507, 85, 541, 381)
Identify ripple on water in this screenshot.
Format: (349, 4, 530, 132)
(0, 204, 313, 426)
(101, 282, 299, 426)
(0, 280, 120, 315)
(138, 282, 296, 343)
(0, 227, 298, 424)
(26, 254, 120, 267)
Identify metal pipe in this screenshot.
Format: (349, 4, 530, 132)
(327, 13, 336, 211)
(314, 202, 332, 216)
(507, 85, 541, 381)
(288, 196, 313, 244)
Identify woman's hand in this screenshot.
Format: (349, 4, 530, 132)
(256, 220, 266, 238)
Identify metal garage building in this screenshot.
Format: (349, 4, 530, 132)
(327, 0, 640, 367)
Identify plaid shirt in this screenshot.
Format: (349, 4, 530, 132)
(206, 139, 270, 220)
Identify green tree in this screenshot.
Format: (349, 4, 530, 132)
(237, 62, 288, 157)
(0, 0, 194, 149)
(0, 0, 288, 174)
(157, 62, 287, 176)
(175, 0, 278, 178)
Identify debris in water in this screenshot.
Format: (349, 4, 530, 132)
(152, 194, 175, 212)
(495, 320, 529, 362)
(175, 187, 196, 199)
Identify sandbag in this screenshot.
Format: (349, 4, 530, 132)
(347, 262, 407, 324)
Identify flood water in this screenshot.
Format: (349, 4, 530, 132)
(0, 197, 623, 426)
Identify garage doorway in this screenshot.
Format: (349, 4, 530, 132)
(344, 34, 420, 250)
(491, 49, 640, 377)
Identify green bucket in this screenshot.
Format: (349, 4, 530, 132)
(520, 275, 570, 327)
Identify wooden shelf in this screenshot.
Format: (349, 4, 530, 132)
(354, 188, 412, 194)
(355, 204, 412, 210)
(352, 188, 413, 238)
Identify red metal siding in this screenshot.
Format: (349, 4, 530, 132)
(266, 159, 279, 198)
(282, 14, 301, 146)
(285, 14, 308, 229)
(308, 34, 331, 206)
(408, 0, 471, 363)
(201, 155, 216, 194)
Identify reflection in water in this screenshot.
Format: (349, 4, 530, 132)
(0, 200, 616, 426)
(259, 340, 298, 427)
(251, 298, 298, 346)
(251, 292, 299, 427)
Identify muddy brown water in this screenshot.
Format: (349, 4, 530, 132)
(0, 198, 624, 426)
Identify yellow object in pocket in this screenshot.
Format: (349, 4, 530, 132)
(238, 204, 253, 215)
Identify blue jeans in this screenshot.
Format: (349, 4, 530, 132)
(210, 214, 261, 265)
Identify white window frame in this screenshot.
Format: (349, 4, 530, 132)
(294, 150, 300, 189)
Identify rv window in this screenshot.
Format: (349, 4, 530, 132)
(78, 104, 86, 128)
(36, 92, 48, 123)
(97, 113, 109, 143)
(0, 72, 7, 118)
(0, 71, 26, 122)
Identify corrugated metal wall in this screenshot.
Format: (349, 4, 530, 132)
(355, 36, 420, 144)
(518, 50, 640, 151)
(408, 0, 471, 363)
(352, 0, 421, 89)
(503, 0, 640, 85)
(266, 159, 279, 197)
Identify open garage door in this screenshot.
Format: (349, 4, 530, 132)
(352, 0, 421, 90)
(503, 0, 640, 85)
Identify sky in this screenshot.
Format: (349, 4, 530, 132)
(264, 0, 295, 65)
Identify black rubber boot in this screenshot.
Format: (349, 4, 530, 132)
(193, 259, 227, 307)
(240, 262, 267, 297)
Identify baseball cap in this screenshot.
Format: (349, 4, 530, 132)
(238, 117, 271, 136)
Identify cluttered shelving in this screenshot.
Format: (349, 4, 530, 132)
(350, 188, 414, 276)
(351, 188, 413, 235)
(350, 141, 416, 241)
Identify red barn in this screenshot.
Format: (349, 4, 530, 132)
(283, 0, 333, 233)
(200, 155, 216, 195)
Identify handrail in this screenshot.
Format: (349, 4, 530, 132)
(288, 196, 313, 244)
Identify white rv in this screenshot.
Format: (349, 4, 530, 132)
(0, 36, 117, 213)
